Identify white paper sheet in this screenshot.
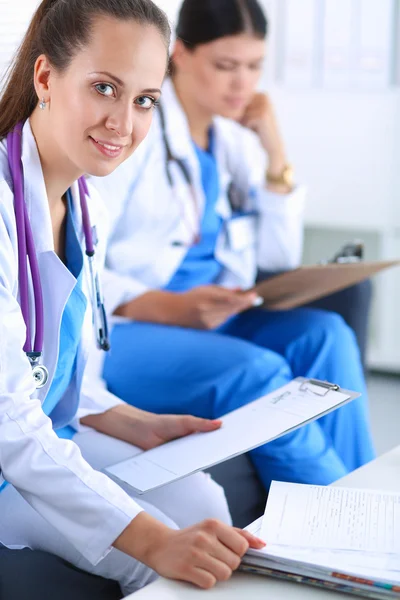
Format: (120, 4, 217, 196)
(262, 482, 400, 554)
(106, 379, 352, 494)
(243, 483, 400, 587)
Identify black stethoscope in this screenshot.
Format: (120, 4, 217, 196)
(158, 102, 244, 246)
(7, 122, 110, 389)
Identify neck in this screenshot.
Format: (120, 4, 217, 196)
(172, 74, 213, 150)
(29, 109, 82, 210)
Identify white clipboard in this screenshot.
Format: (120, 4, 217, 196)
(105, 378, 360, 495)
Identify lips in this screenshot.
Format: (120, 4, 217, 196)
(224, 97, 246, 108)
(89, 136, 124, 159)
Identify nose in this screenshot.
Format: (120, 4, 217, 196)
(231, 67, 250, 92)
(105, 101, 134, 139)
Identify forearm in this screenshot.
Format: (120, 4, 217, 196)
(80, 403, 153, 447)
(113, 512, 171, 563)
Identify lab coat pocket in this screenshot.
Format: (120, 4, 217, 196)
(226, 213, 257, 252)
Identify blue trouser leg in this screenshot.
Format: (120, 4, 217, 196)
(104, 323, 290, 415)
(220, 307, 376, 475)
(103, 314, 373, 489)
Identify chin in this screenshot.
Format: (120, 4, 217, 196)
(83, 158, 124, 179)
(217, 105, 247, 121)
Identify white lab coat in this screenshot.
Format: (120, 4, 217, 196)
(93, 78, 306, 315)
(0, 121, 143, 565)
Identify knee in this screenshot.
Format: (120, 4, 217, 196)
(232, 347, 291, 390)
(192, 474, 232, 526)
(232, 338, 290, 377)
(214, 348, 292, 415)
(310, 310, 357, 347)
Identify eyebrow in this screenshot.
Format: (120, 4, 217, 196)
(216, 57, 264, 64)
(89, 71, 161, 94)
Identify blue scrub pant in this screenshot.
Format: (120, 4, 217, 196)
(103, 308, 375, 490)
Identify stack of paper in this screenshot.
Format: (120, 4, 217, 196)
(242, 482, 400, 599)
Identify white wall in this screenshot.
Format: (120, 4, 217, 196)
(0, 0, 38, 81)
(261, 0, 400, 371)
(154, 0, 181, 28)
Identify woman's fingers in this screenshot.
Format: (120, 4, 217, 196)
(187, 567, 217, 590)
(193, 552, 233, 583)
(180, 415, 222, 435)
(234, 527, 266, 550)
(209, 542, 242, 571)
(216, 524, 250, 557)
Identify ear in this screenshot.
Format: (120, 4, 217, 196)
(171, 39, 193, 73)
(33, 54, 52, 104)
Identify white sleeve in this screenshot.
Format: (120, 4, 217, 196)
(102, 267, 150, 316)
(0, 211, 142, 566)
(255, 185, 306, 271)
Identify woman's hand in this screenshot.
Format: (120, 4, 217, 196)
(117, 286, 261, 330)
(240, 93, 286, 167)
(240, 93, 292, 193)
(115, 513, 266, 589)
(81, 404, 222, 450)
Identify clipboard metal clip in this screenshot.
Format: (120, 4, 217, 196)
(299, 379, 340, 397)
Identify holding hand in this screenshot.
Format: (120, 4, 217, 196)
(118, 286, 262, 330)
(116, 513, 266, 589)
(81, 403, 223, 450)
(175, 285, 261, 329)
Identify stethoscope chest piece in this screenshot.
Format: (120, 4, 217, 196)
(28, 355, 49, 389)
(32, 364, 49, 389)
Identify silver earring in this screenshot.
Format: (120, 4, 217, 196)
(39, 98, 46, 110)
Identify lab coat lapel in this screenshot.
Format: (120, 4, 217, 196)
(213, 124, 233, 221)
(21, 121, 77, 399)
(161, 80, 206, 229)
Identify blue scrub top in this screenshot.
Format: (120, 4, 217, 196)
(48, 190, 87, 440)
(165, 128, 223, 292)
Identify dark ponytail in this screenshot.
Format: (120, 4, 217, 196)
(0, 0, 170, 138)
(176, 0, 268, 50)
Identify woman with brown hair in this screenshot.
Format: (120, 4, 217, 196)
(0, 0, 263, 594)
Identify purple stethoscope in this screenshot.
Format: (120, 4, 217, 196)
(7, 122, 110, 389)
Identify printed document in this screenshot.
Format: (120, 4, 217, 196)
(242, 483, 400, 595)
(262, 482, 400, 554)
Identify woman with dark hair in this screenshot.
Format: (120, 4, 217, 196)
(96, 0, 375, 489)
(0, 0, 264, 593)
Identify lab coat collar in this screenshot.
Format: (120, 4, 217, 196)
(160, 79, 232, 221)
(21, 120, 84, 256)
(160, 78, 194, 160)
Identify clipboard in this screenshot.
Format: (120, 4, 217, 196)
(252, 260, 400, 311)
(105, 377, 360, 495)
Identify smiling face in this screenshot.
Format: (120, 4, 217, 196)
(34, 15, 168, 177)
(173, 33, 266, 120)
